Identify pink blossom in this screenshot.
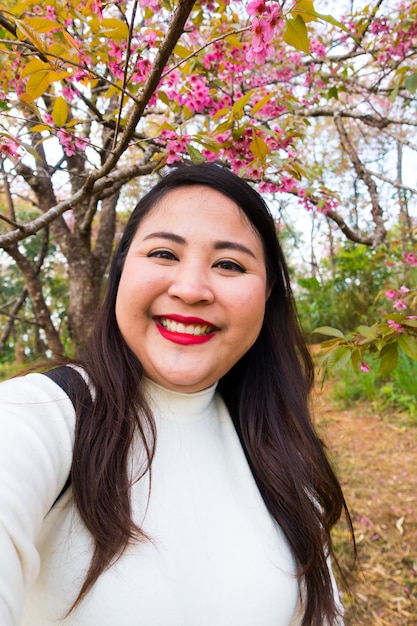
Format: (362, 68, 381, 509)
(310, 40, 327, 57)
(0, 137, 22, 160)
(144, 30, 157, 47)
(393, 298, 407, 311)
(399, 285, 410, 294)
(246, 41, 274, 65)
(140, 0, 159, 10)
(278, 176, 297, 193)
(90, 0, 103, 19)
(252, 16, 274, 45)
(387, 320, 403, 333)
(201, 149, 218, 162)
(403, 252, 417, 266)
(45, 5, 57, 19)
(385, 289, 398, 301)
(246, 0, 267, 16)
(108, 41, 124, 63)
(57, 130, 87, 157)
(132, 59, 151, 83)
(61, 86, 75, 102)
(360, 362, 371, 373)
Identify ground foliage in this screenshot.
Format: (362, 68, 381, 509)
(315, 382, 417, 625)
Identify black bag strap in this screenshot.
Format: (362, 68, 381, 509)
(42, 366, 92, 505)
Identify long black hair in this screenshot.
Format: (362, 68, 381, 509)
(70, 162, 352, 625)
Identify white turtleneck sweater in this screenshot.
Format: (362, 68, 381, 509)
(0, 372, 343, 625)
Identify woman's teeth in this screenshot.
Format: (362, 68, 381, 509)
(159, 318, 214, 336)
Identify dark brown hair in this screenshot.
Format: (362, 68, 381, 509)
(70, 162, 353, 624)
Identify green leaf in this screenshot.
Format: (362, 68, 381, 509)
(173, 44, 190, 59)
(52, 96, 68, 127)
(186, 144, 205, 164)
(100, 18, 129, 41)
(30, 124, 52, 133)
(158, 91, 170, 106)
(250, 131, 268, 160)
(379, 343, 398, 378)
(405, 72, 417, 94)
(232, 90, 254, 115)
(398, 334, 417, 360)
(314, 326, 345, 339)
(350, 348, 361, 370)
(292, 0, 317, 23)
(251, 93, 274, 115)
(357, 324, 378, 339)
(26, 17, 62, 34)
(327, 346, 352, 372)
(283, 16, 310, 54)
(298, 276, 320, 290)
(327, 86, 338, 100)
(403, 318, 417, 328)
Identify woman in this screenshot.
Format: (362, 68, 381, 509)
(0, 163, 352, 626)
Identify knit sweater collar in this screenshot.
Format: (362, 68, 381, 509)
(143, 377, 218, 423)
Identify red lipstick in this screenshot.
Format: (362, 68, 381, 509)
(154, 315, 218, 346)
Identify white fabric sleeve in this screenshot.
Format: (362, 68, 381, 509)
(0, 373, 75, 626)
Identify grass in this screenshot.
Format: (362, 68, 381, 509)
(329, 351, 417, 426)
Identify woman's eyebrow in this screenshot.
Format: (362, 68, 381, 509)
(213, 240, 256, 258)
(143, 232, 186, 244)
(142, 232, 256, 258)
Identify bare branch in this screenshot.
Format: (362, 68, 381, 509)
(0, 160, 159, 247)
(334, 113, 386, 246)
(324, 209, 374, 245)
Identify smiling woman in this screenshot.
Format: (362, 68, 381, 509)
(115, 185, 268, 392)
(0, 163, 354, 626)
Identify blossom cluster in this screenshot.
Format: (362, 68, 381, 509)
(246, 0, 283, 64)
(385, 285, 410, 311)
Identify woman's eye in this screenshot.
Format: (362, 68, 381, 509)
(215, 259, 245, 273)
(147, 249, 178, 261)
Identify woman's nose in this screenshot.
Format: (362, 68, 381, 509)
(167, 262, 215, 304)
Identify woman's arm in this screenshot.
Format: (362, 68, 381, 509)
(0, 373, 75, 626)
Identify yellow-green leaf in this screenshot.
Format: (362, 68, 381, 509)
(291, 0, 317, 23)
(30, 124, 52, 133)
(232, 90, 254, 115)
(250, 131, 269, 160)
(326, 346, 351, 371)
(398, 334, 417, 360)
(357, 324, 378, 339)
(21, 59, 50, 80)
(158, 91, 170, 106)
(314, 326, 345, 339)
(283, 16, 310, 54)
(18, 94, 41, 118)
(26, 70, 62, 99)
(226, 33, 243, 49)
(52, 96, 68, 126)
(173, 44, 191, 58)
(25, 18, 62, 34)
(100, 18, 129, 41)
(15, 19, 46, 53)
(186, 144, 206, 164)
(251, 92, 274, 115)
(380, 343, 398, 377)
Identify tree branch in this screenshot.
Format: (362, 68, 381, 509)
(334, 113, 386, 246)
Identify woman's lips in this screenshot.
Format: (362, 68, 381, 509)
(154, 315, 218, 345)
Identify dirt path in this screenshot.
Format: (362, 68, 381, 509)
(315, 390, 417, 625)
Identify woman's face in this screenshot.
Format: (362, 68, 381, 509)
(115, 185, 269, 393)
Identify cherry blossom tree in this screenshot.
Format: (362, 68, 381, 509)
(0, 0, 416, 360)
